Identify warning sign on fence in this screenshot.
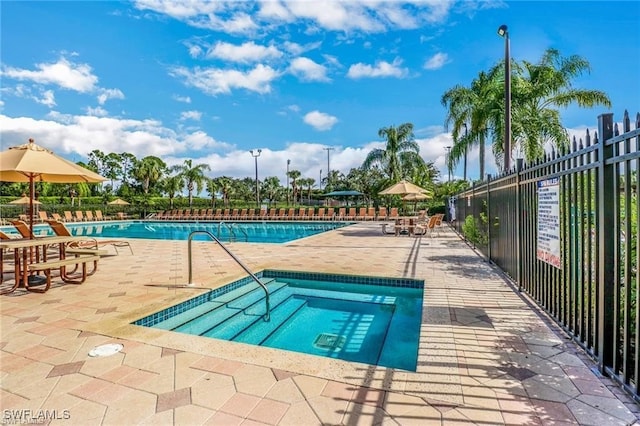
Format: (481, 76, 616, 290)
(537, 178, 561, 268)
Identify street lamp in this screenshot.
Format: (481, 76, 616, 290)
(498, 24, 511, 172)
(249, 149, 261, 207)
(323, 147, 334, 189)
(445, 146, 452, 182)
(286, 159, 291, 206)
(462, 123, 468, 182)
(319, 169, 322, 190)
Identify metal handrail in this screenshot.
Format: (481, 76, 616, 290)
(217, 221, 236, 242)
(231, 223, 249, 242)
(188, 230, 270, 321)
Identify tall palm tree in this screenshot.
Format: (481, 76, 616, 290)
(441, 68, 502, 180)
(162, 174, 184, 208)
(262, 176, 281, 206)
(213, 176, 233, 207)
(362, 123, 424, 183)
(287, 169, 301, 204)
(297, 178, 315, 204)
(506, 48, 611, 161)
(134, 156, 166, 195)
(171, 159, 211, 207)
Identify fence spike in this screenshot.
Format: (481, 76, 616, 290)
(572, 137, 577, 152)
(614, 122, 620, 136)
(586, 128, 591, 147)
(579, 138, 584, 150)
(636, 112, 640, 128)
(623, 110, 630, 133)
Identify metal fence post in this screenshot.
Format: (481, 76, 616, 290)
(597, 112, 615, 373)
(516, 158, 523, 291)
(486, 175, 492, 261)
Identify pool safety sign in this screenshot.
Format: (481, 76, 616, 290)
(537, 178, 561, 268)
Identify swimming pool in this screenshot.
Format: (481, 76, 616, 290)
(134, 270, 423, 371)
(9, 221, 350, 244)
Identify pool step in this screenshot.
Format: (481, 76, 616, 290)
(202, 283, 295, 340)
(234, 296, 308, 346)
(175, 281, 288, 336)
(160, 279, 278, 333)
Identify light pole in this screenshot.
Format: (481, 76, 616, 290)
(249, 149, 261, 207)
(498, 24, 511, 172)
(323, 147, 334, 189)
(286, 159, 290, 206)
(462, 123, 468, 182)
(445, 146, 452, 182)
(319, 169, 322, 190)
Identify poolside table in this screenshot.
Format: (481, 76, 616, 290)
(0, 235, 90, 294)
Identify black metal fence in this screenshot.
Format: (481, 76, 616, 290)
(453, 111, 640, 401)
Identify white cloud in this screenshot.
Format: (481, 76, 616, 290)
(180, 110, 202, 121)
(206, 41, 282, 63)
(347, 58, 408, 79)
(1, 57, 98, 92)
(170, 64, 279, 95)
(188, 44, 203, 58)
(173, 94, 192, 103)
(86, 106, 108, 117)
(303, 110, 338, 131)
(134, 0, 455, 35)
(423, 52, 450, 70)
(289, 57, 330, 82)
(36, 90, 56, 108)
(97, 88, 125, 105)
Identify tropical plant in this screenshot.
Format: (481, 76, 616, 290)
(506, 48, 611, 162)
(133, 156, 166, 195)
(171, 159, 211, 207)
(298, 177, 315, 203)
(261, 176, 282, 206)
(162, 174, 184, 208)
(287, 169, 301, 204)
(441, 68, 502, 180)
(362, 123, 426, 183)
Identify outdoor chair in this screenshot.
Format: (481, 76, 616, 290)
(297, 208, 306, 220)
(356, 207, 367, 221)
(325, 208, 335, 221)
(315, 208, 325, 220)
(51, 213, 63, 222)
(388, 208, 399, 220)
(64, 211, 73, 222)
(377, 207, 388, 221)
(74, 211, 85, 222)
(38, 211, 51, 222)
(94, 210, 109, 221)
(337, 208, 346, 220)
(84, 211, 95, 221)
(46, 220, 133, 255)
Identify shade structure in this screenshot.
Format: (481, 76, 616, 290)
(108, 198, 130, 206)
(0, 138, 106, 236)
(9, 196, 42, 205)
(379, 180, 430, 196)
(402, 193, 431, 201)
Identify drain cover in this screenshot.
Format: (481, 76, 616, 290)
(313, 333, 345, 351)
(88, 343, 123, 357)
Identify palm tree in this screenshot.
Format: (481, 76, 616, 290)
(298, 178, 315, 204)
(262, 176, 281, 206)
(287, 169, 301, 204)
(162, 174, 184, 208)
(506, 48, 611, 162)
(362, 123, 425, 183)
(133, 156, 166, 195)
(213, 176, 233, 207)
(441, 68, 502, 180)
(171, 159, 211, 207)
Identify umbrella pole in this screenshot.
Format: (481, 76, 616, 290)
(29, 175, 35, 239)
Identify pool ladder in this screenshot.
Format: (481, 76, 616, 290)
(217, 221, 248, 242)
(188, 230, 270, 321)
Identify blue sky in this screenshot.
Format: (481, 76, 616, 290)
(1, 1, 639, 189)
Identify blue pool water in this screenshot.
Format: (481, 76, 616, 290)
(11, 221, 349, 244)
(134, 270, 423, 371)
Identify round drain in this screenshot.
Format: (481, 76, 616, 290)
(88, 343, 123, 357)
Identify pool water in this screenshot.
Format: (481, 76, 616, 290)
(19, 220, 349, 244)
(134, 271, 423, 371)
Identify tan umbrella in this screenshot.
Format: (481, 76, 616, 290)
(0, 138, 106, 236)
(402, 193, 431, 201)
(379, 180, 430, 196)
(9, 196, 42, 205)
(108, 198, 130, 206)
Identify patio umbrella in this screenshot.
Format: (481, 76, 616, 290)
(108, 198, 130, 206)
(9, 196, 42, 205)
(0, 138, 106, 237)
(379, 180, 430, 196)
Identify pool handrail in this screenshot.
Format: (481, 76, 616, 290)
(187, 230, 270, 321)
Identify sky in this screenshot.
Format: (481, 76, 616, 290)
(1, 0, 639, 191)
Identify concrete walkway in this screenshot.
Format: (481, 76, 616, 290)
(1, 222, 638, 425)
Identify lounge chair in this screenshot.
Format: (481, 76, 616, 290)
(10, 220, 37, 239)
(94, 210, 109, 221)
(314, 208, 325, 220)
(84, 211, 95, 221)
(51, 213, 63, 222)
(74, 211, 85, 222)
(325, 208, 335, 221)
(64, 211, 73, 222)
(38, 211, 51, 222)
(356, 207, 367, 221)
(388, 208, 399, 220)
(46, 220, 133, 255)
(336, 208, 346, 220)
(365, 207, 376, 221)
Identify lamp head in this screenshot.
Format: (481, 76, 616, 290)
(497, 24, 508, 37)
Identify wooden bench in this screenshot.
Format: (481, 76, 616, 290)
(26, 254, 100, 292)
(65, 248, 109, 257)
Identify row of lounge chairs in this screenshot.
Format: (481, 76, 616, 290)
(21, 210, 113, 223)
(152, 207, 403, 221)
